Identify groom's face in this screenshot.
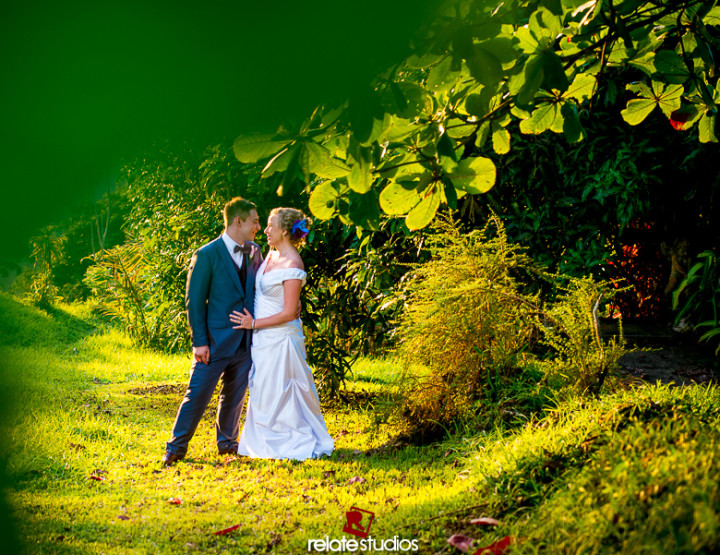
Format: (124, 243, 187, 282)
(237, 209, 261, 243)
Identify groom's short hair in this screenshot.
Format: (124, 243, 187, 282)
(223, 197, 257, 227)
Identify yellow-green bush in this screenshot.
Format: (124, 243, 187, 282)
(392, 216, 625, 443)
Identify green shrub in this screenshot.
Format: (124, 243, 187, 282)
(537, 276, 626, 395)
(673, 250, 720, 356)
(391, 215, 625, 444)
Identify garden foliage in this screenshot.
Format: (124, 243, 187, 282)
(674, 249, 720, 354)
(70, 145, 413, 397)
(234, 0, 720, 232)
(390, 216, 625, 443)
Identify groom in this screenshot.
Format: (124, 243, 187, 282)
(162, 197, 262, 465)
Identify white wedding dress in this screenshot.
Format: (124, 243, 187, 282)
(237, 259, 334, 460)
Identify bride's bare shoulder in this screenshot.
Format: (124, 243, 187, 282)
(287, 252, 305, 271)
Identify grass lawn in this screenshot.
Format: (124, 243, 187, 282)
(1, 292, 719, 554)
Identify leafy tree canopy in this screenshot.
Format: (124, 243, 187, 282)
(234, 0, 720, 230)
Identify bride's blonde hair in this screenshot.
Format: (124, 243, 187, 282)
(271, 207, 312, 247)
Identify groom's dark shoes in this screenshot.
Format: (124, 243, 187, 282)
(161, 451, 184, 466)
(217, 445, 238, 455)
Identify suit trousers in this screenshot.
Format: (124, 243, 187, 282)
(166, 345, 252, 456)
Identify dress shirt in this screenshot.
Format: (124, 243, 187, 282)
(221, 232, 245, 270)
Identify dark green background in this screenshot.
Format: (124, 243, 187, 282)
(0, 0, 434, 263)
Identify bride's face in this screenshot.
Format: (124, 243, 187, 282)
(264, 214, 286, 247)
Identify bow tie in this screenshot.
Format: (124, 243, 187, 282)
(234, 244, 252, 255)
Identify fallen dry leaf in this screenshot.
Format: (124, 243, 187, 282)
(473, 535, 514, 555)
(213, 524, 240, 536)
(117, 515, 130, 521)
(448, 534, 474, 552)
(470, 517, 500, 526)
(347, 476, 366, 484)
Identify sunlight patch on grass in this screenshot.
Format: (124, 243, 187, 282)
(5, 292, 720, 553)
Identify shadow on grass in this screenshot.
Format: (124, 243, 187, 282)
(0, 293, 100, 351)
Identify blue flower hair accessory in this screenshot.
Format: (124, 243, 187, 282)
(291, 219, 309, 239)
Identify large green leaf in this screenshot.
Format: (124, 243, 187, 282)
(466, 46, 504, 87)
(233, 133, 291, 164)
(426, 56, 459, 92)
(464, 86, 497, 118)
(436, 131, 458, 162)
(474, 121, 491, 148)
(543, 0, 563, 14)
(446, 120, 476, 139)
(620, 98, 656, 125)
(699, 112, 718, 143)
(406, 184, 441, 230)
(517, 54, 545, 107)
(561, 102, 584, 142)
(705, 6, 720, 25)
(519, 102, 563, 134)
(260, 147, 291, 177)
(276, 146, 303, 196)
(378, 114, 418, 143)
(349, 89, 382, 144)
(654, 82, 684, 117)
(382, 82, 429, 119)
(541, 50, 570, 91)
(348, 190, 380, 230)
(627, 52, 656, 77)
(492, 125, 511, 154)
(530, 8, 563, 41)
(515, 26, 541, 55)
(384, 154, 426, 181)
(379, 179, 424, 215)
(347, 159, 373, 193)
(305, 141, 351, 179)
(463, 92, 484, 118)
(620, 81, 683, 124)
(564, 73, 597, 101)
(308, 181, 342, 220)
(482, 37, 519, 68)
(448, 156, 496, 194)
(654, 50, 691, 84)
(395, 82, 430, 118)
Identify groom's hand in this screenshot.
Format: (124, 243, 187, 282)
(193, 345, 210, 365)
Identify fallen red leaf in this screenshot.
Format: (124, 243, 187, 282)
(448, 534, 474, 552)
(167, 497, 183, 505)
(347, 476, 366, 484)
(214, 524, 240, 536)
(473, 535, 514, 555)
(470, 517, 500, 526)
(89, 475, 106, 481)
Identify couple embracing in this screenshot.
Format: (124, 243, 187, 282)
(162, 197, 334, 465)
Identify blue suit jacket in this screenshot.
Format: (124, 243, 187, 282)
(185, 236, 263, 360)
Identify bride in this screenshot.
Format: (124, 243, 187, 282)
(229, 207, 334, 460)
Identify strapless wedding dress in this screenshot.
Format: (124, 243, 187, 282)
(237, 259, 334, 460)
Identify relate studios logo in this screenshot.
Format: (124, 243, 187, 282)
(307, 506, 419, 552)
(343, 507, 375, 538)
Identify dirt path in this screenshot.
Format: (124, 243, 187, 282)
(604, 319, 717, 386)
(618, 345, 716, 386)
